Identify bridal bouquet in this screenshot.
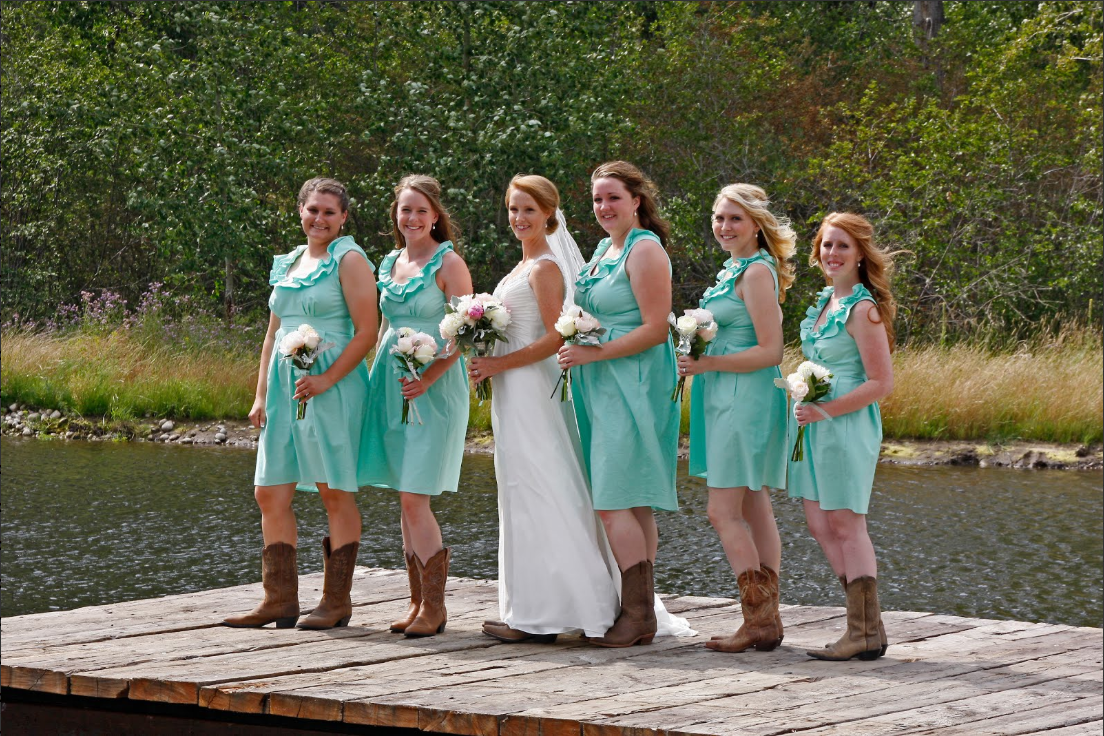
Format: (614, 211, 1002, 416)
(775, 360, 833, 461)
(390, 327, 438, 425)
(551, 305, 605, 402)
(668, 308, 718, 402)
(279, 324, 336, 420)
(440, 293, 510, 403)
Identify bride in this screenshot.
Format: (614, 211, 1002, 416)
(468, 175, 694, 642)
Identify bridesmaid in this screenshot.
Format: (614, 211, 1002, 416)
(224, 177, 378, 630)
(678, 184, 794, 653)
(360, 175, 473, 638)
(789, 213, 897, 661)
(557, 160, 679, 648)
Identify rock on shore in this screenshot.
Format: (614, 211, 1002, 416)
(2, 403, 1101, 470)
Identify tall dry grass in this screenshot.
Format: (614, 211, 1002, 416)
(1, 330, 257, 420)
(4, 327, 1102, 443)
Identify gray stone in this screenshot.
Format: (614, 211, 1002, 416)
(214, 432, 228, 442)
(49, 410, 62, 420)
(161, 420, 175, 432)
(8, 403, 17, 412)
(181, 437, 193, 444)
(168, 433, 180, 441)
(21, 427, 33, 436)
(27, 412, 40, 421)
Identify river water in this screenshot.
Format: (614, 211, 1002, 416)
(1, 436, 1101, 627)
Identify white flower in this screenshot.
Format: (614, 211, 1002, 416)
(297, 323, 318, 337)
(675, 315, 699, 335)
(302, 331, 321, 349)
(439, 312, 465, 340)
(555, 314, 578, 337)
(395, 335, 415, 354)
(413, 344, 436, 364)
(688, 308, 714, 325)
(564, 304, 583, 318)
(797, 361, 817, 379)
(810, 363, 831, 380)
(280, 331, 306, 354)
(396, 326, 415, 339)
(575, 313, 600, 333)
(698, 322, 718, 342)
(488, 306, 510, 330)
(787, 374, 809, 401)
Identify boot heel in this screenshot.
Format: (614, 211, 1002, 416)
(436, 622, 446, 634)
(638, 634, 655, 645)
(857, 648, 881, 661)
(532, 634, 558, 644)
(335, 616, 351, 628)
(275, 616, 298, 629)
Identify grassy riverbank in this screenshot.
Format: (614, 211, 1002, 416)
(2, 327, 1101, 444)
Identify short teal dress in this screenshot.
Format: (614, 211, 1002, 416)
(359, 242, 469, 495)
(786, 285, 882, 514)
(689, 250, 788, 491)
(571, 229, 679, 512)
(254, 236, 374, 494)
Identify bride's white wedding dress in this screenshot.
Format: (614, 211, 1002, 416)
(490, 253, 695, 638)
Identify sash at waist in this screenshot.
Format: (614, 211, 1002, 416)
(277, 317, 353, 338)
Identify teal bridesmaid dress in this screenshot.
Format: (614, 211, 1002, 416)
(688, 249, 788, 490)
(254, 236, 374, 494)
(359, 242, 469, 495)
(786, 285, 883, 514)
(570, 229, 679, 511)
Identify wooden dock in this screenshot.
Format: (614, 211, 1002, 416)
(2, 567, 1101, 735)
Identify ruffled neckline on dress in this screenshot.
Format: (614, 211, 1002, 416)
(803, 283, 876, 340)
(574, 228, 658, 294)
(378, 241, 453, 300)
(269, 235, 358, 289)
(700, 248, 776, 304)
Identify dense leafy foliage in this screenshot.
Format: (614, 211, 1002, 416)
(3, 1, 1100, 341)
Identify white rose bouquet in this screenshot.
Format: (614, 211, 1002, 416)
(279, 324, 336, 420)
(390, 327, 439, 425)
(775, 360, 833, 461)
(668, 308, 718, 402)
(551, 305, 605, 402)
(439, 292, 511, 403)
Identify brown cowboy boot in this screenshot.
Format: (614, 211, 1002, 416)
(808, 576, 883, 661)
(761, 565, 785, 649)
(297, 537, 359, 629)
(481, 621, 558, 644)
(404, 547, 450, 637)
(706, 568, 782, 652)
(838, 574, 887, 655)
(223, 542, 299, 628)
(587, 560, 658, 648)
(389, 552, 422, 633)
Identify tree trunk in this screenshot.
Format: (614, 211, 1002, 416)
(913, 0, 945, 92)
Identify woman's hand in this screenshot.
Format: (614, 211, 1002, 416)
(248, 397, 267, 429)
(793, 402, 832, 427)
(400, 374, 435, 399)
(557, 343, 601, 369)
(677, 354, 710, 377)
(294, 373, 335, 402)
(468, 356, 504, 384)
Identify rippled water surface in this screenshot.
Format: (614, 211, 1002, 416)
(2, 436, 1101, 627)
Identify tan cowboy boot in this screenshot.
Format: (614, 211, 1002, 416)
(390, 553, 422, 633)
(760, 565, 785, 649)
(587, 560, 658, 648)
(808, 576, 883, 661)
(297, 537, 359, 629)
(838, 574, 887, 655)
(706, 568, 782, 652)
(223, 542, 299, 628)
(404, 547, 450, 637)
(481, 621, 558, 644)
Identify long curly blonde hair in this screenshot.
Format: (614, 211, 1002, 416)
(713, 184, 796, 303)
(811, 212, 900, 351)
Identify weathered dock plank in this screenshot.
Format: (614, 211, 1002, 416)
(2, 567, 1101, 736)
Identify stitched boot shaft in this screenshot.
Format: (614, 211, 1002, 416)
(297, 537, 359, 630)
(761, 565, 785, 648)
(223, 543, 299, 628)
(706, 568, 782, 653)
(390, 553, 422, 633)
(588, 560, 658, 648)
(808, 576, 883, 661)
(838, 574, 887, 655)
(405, 547, 450, 637)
